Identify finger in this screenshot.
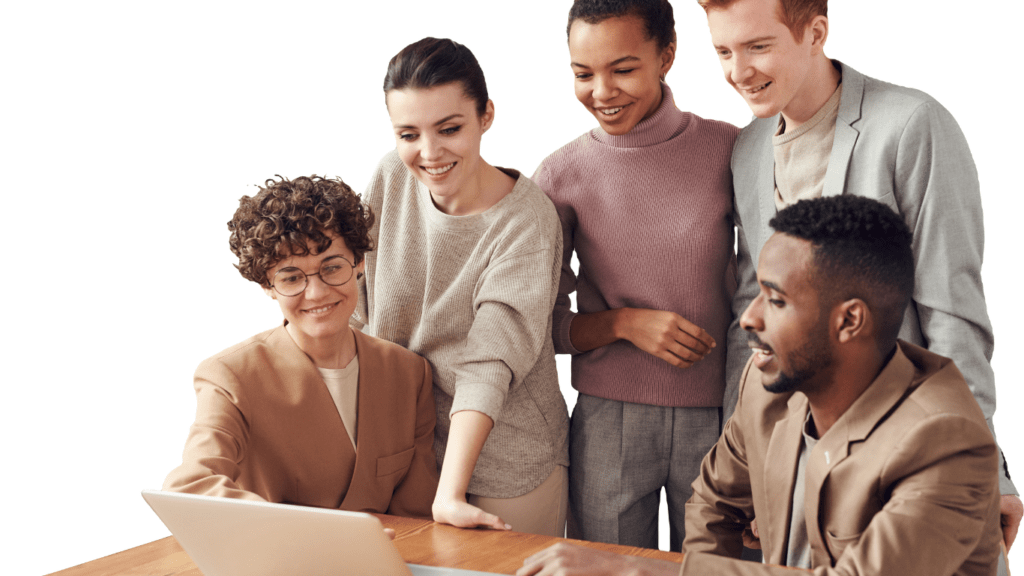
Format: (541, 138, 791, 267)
(751, 519, 759, 538)
(674, 318, 716, 349)
(475, 509, 511, 531)
(383, 528, 396, 540)
(665, 340, 705, 363)
(673, 330, 713, 356)
(656, 349, 695, 369)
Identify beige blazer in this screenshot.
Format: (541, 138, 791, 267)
(682, 342, 1001, 575)
(163, 325, 438, 518)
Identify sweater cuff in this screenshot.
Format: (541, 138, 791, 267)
(553, 310, 582, 355)
(450, 381, 507, 423)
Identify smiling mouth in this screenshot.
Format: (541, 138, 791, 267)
(745, 82, 771, 94)
(423, 162, 455, 175)
(303, 303, 337, 316)
(596, 103, 629, 117)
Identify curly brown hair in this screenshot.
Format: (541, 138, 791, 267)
(228, 175, 375, 287)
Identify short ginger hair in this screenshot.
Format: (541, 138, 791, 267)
(697, 0, 827, 41)
(228, 175, 375, 287)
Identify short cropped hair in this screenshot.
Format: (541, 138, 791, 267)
(568, 0, 676, 51)
(228, 175, 375, 287)
(769, 195, 913, 351)
(383, 37, 489, 117)
(697, 0, 827, 41)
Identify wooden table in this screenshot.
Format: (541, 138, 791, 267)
(50, 514, 685, 576)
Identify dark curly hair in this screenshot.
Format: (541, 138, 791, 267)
(228, 175, 375, 287)
(770, 195, 914, 350)
(568, 0, 676, 51)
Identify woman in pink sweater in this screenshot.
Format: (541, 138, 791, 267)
(532, 0, 739, 551)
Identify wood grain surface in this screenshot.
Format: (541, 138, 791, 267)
(49, 514, 685, 576)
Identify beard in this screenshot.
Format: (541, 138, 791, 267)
(763, 318, 833, 395)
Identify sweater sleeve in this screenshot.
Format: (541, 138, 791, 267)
(532, 160, 582, 356)
(448, 246, 560, 421)
(162, 359, 266, 501)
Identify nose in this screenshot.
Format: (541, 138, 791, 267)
(303, 273, 330, 299)
(728, 53, 754, 86)
(592, 73, 618, 102)
(740, 292, 764, 333)
(419, 134, 443, 162)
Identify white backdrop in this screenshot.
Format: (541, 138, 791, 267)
(2, 1, 1021, 574)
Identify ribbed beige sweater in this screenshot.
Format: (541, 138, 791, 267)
(353, 151, 569, 498)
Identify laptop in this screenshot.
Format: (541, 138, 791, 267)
(142, 490, 501, 576)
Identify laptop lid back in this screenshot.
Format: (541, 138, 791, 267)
(142, 490, 411, 576)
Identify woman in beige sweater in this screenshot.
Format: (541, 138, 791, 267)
(164, 175, 438, 518)
(352, 38, 570, 536)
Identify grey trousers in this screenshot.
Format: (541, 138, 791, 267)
(567, 394, 721, 552)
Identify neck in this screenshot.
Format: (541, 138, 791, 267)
(780, 56, 841, 130)
(430, 160, 514, 216)
(804, 346, 888, 437)
(286, 324, 357, 369)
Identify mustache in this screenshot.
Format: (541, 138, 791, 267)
(747, 334, 772, 352)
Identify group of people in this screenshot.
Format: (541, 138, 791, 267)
(162, 0, 1019, 574)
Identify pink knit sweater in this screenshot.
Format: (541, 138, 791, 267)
(533, 84, 738, 407)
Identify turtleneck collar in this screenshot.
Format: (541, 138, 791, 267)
(591, 83, 690, 149)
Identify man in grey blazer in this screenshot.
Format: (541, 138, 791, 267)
(697, 0, 1021, 557)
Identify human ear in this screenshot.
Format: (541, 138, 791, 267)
(835, 298, 867, 344)
(808, 15, 829, 52)
(263, 285, 277, 300)
(660, 41, 677, 79)
(480, 100, 495, 133)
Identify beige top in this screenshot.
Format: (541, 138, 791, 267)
(773, 83, 843, 209)
(317, 355, 359, 448)
(354, 150, 570, 498)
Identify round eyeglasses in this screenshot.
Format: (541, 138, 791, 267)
(270, 255, 356, 297)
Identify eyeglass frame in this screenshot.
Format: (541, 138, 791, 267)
(268, 255, 357, 297)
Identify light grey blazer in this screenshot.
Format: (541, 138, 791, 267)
(726, 61, 1014, 494)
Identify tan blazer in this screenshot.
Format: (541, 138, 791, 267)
(682, 342, 1001, 575)
(163, 325, 438, 518)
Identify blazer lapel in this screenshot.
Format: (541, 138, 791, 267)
(822, 61, 864, 198)
(753, 120, 779, 265)
(803, 345, 916, 565)
(762, 393, 808, 565)
(270, 324, 357, 502)
(340, 329, 379, 510)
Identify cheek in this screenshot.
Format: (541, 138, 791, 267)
(395, 142, 418, 169)
(574, 82, 590, 106)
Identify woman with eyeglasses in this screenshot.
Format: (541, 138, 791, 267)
(352, 38, 569, 536)
(163, 175, 438, 518)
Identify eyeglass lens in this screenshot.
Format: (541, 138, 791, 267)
(272, 255, 354, 296)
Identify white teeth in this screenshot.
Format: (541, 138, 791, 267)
(424, 163, 454, 175)
(305, 304, 335, 314)
(599, 107, 622, 115)
(749, 82, 770, 93)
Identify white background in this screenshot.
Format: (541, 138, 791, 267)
(2, 1, 1021, 574)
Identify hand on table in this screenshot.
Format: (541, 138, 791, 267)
(1002, 494, 1023, 552)
(432, 497, 510, 531)
(517, 543, 679, 576)
(619, 309, 715, 369)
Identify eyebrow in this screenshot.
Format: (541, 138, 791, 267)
(760, 280, 787, 296)
(394, 113, 464, 130)
(714, 35, 776, 50)
(571, 55, 641, 68)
